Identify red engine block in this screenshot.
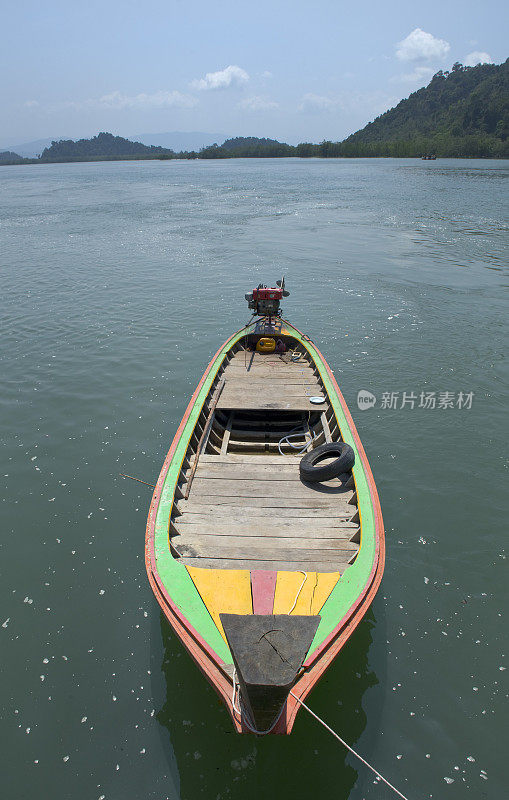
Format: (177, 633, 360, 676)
(252, 287, 283, 301)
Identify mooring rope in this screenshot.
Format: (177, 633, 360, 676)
(119, 473, 155, 488)
(231, 673, 410, 798)
(231, 668, 286, 735)
(289, 692, 411, 800)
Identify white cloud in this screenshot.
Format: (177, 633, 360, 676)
(238, 96, 278, 111)
(96, 90, 197, 109)
(190, 65, 249, 91)
(24, 100, 39, 108)
(261, 71, 273, 79)
(464, 51, 493, 67)
(299, 93, 338, 113)
(391, 66, 434, 84)
(396, 28, 450, 61)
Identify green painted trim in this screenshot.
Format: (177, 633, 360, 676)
(282, 330, 377, 655)
(153, 328, 249, 665)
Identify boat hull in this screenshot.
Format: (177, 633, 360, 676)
(145, 320, 384, 733)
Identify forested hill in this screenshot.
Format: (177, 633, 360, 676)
(39, 132, 174, 161)
(341, 59, 508, 157)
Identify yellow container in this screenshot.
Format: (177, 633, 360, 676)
(256, 337, 276, 353)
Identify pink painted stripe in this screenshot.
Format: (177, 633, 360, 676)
(251, 570, 277, 615)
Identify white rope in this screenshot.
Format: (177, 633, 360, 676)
(288, 571, 308, 614)
(277, 430, 314, 456)
(231, 668, 286, 735)
(289, 692, 411, 800)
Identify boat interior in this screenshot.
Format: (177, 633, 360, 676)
(168, 333, 361, 573)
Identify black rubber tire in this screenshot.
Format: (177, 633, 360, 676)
(299, 442, 355, 483)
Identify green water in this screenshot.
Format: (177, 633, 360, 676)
(1, 158, 507, 800)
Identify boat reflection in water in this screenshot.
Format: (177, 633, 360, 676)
(156, 607, 381, 800)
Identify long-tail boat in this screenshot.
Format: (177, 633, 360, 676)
(145, 280, 384, 734)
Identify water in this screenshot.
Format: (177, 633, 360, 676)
(1, 157, 507, 800)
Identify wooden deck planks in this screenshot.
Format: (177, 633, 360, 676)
(175, 534, 358, 553)
(180, 493, 354, 508)
(178, 503, 354, 518)
(183, 557, 352, 573)
(176, 512, 356, 527)
(192, 464, 302, 480)
(177, 423, 359, 572)
(217, 395, 322, 412)
(224, 377, 321, 386)
(174, 520, 357, 538)
(179, 541, 354, 561)
(189, 477, 352, 498)
(200, 454, 306, 464)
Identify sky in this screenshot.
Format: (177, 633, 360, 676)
(1, 0, 507, 148)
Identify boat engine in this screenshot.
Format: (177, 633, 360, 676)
(245, 278, 290, 318)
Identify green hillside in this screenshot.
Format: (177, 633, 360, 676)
(39, 132, 174, 161)
(341, 59, 508, 157)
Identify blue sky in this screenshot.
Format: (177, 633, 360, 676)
(1, 0, 507, 147)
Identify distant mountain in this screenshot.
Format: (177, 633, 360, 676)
(133, 131, 226, 152)
(2, 137, 72, 158)
(200, 136, 294, 158)
(220, 136, 286, 151)
(39, 132, 173, 161)
(341, 59, 508, 157)
(0, 151, 25, 164)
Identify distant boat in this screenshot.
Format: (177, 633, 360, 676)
(145, 281, 385, 734)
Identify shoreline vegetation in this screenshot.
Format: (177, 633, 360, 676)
(2, 60, 508, 166)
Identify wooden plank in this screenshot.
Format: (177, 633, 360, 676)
(217, 397, 324, 412)
(321, 412, 332, 443)
(273, 572, 341, 615)
(182, 557, 352, 573)
(176, 513, 356, 528)
(224, 364, 315, 374)
(193, 464, 301, 480)
(184, 379, 225, 500)
(224, 377, 321, 386)
(220, 413, 233, 456)
(175, 520, 357, 537)
(230, 351, 303, 362)
(224, 360, 314, 370)
(177, 541, 356, 560)
(175, 534, 358, 552)
(180, 493, 354, 509)
(178, 503, 355, 518)
(226, 354, 311, 362)
(221, 388, 320, 401)
(200, 454, 303, 464)
(222, 373, 316, 384)
(189, 477, 353, 499)
(223, 385, 319, 396)
(185, 566, 252, 642)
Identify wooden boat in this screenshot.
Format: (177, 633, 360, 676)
(145, 281, 384, 734)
